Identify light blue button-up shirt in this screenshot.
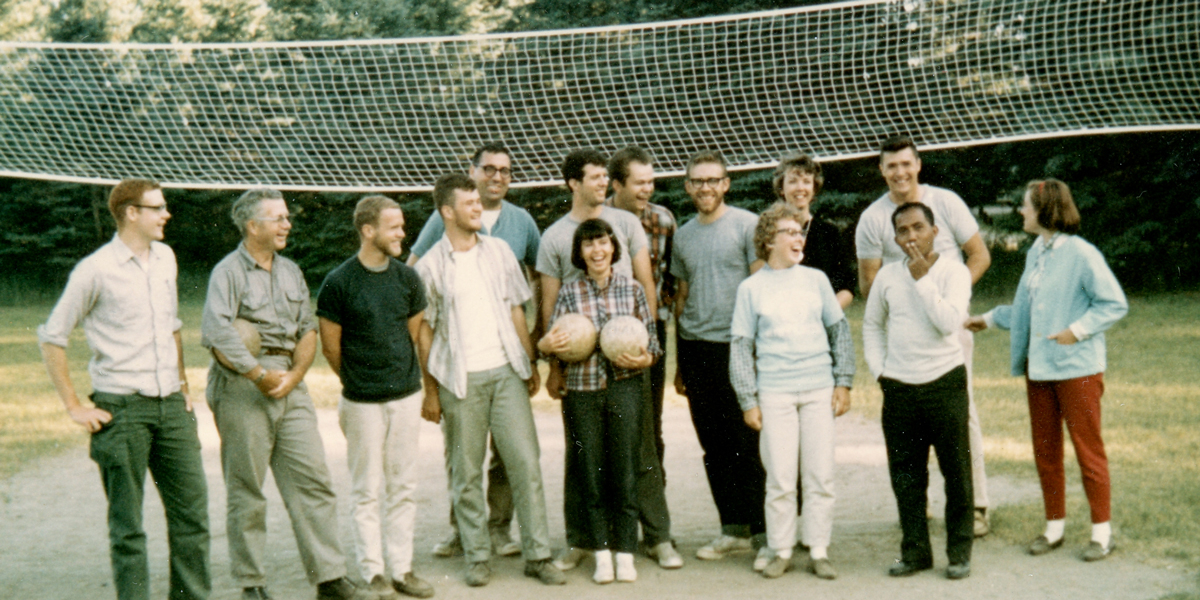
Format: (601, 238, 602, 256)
(986, 234, 1127, 381)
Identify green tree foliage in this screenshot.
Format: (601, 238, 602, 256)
(47, 0, 109, 42)
(263, 0, 472, 40)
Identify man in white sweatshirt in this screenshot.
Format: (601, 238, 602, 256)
(862, 202, 973, 581)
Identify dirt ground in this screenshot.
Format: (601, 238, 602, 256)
(1, 397, 1192, 600)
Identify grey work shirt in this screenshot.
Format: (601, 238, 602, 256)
(200, 243, 317, 374)
(38, 234, 183, 396)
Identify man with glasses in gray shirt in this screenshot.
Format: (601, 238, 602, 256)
(201, 189, 368, 600)
(39, 179, 210, 600)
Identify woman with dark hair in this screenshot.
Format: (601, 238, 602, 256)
(538, 218, 661, 584)
(772, 153, 854, 308)
(965, 179, 1127, 562)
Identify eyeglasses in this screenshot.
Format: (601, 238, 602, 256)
(256, 215, 291, 224)
(776, 228, 805, 238)
(133, 203, 169, 213)
(687, 177, 725, 189)
(479, 165, 512, 178)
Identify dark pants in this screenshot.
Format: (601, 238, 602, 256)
(562, 375, 644, 552)
(880, 366, 974, 566)
(677, 337, 767, 538)
(564, 369, 673, 548)
(648, 320, 668, 474)
(90, 391, 211, 600)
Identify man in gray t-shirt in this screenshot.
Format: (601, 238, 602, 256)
(669, 150, 768, 562)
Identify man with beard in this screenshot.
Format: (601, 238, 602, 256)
(669, 150, 768, 566)
(317, 196, 434, 599)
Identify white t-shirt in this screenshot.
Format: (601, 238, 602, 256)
(453, 246, 508, 373)
(855, 185, 979, 265)
(862, 257, 971, 385)
(480, 208, 501, 232)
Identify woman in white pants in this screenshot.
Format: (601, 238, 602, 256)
(730, 202, 855, 579)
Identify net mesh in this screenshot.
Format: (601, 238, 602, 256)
(1, 0, 1198, 191)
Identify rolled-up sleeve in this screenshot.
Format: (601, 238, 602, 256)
(37, 263, 98, 348)
(200, 264, 259, 374)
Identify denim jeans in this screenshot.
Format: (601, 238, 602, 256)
(90, 391, 210, 600)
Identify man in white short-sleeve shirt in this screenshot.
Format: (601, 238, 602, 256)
(854, 134, 993, 536)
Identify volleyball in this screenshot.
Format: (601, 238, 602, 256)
(550, 313, 598, 363)
(599, 315, 649, 362)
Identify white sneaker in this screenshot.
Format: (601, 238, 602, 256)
(646, 541, 684, 569)
(752, 546, 773, 572)
(696, 534, 752, 561)
(552, 546, 588, 571)
(593, 550, 614, 584)
(615, 552, 637, 582)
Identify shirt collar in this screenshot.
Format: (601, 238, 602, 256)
(1035, 233, 1068, 252)
(235, 241, 269, 270)
(109, 233, 164, 264)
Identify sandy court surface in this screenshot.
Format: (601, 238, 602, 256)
(0, 396, 1191, 599)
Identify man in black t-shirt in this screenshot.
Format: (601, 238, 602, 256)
(317, 196, 434, 599)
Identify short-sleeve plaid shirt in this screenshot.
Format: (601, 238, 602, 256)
(550, 273, 662, 391)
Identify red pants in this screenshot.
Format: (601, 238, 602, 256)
(1026, 374, 1111, 523)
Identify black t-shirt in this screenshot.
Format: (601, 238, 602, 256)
(802, 216, 856, 296)
(316, 256, 427, 402)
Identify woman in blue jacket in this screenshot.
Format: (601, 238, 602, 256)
(965, 179, 1126, 562)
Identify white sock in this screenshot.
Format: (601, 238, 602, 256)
(1044, 519, 1065, 543)
(809, 546, 827, 560)
(1092, 522, 1111, 546)
(593, 550, 614, 584)
(615, 552, 637, 582)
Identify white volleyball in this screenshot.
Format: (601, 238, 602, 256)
(551, 313, 598, 363)
(600, 315, 649, 362)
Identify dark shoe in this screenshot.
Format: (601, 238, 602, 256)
(432, 532, 464, 558)
(888, 559, 933, 577)
(809, 558, 837, 580)
(242, 587, 271, 600)
(524, 559, 567, 585)
(316, 577, 370, 600)
(465, 562, 491, 587)
(393, 573, 435, 598)
(946, 561, 971, 580)
(368, 575, 400, 600)
(974, 508, 990, 537)
(491, 528, 521, 557)
(1028, 535, 1064, 556)
(761, 555, 792, 579)
(1082, 538, 1115, 562)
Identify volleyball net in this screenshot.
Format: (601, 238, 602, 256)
(1, 0, 1197, 191)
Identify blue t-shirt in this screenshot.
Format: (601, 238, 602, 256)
(316, 256, 427, 402)
(730, 264, 844, 394)
(409, 200, 541, 267)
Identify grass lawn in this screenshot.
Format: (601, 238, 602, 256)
(2, 291, 1198, 575)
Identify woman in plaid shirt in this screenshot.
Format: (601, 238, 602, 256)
(538, 218, 661, 585)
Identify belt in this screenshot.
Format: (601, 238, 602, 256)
(262, 347, 293, 359)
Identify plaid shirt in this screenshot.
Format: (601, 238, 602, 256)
(606, 199, 677, 321)
(551, 273, 662, 391)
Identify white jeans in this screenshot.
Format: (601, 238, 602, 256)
(338, 391, 423, 581)
(759, 387, 835, 556)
